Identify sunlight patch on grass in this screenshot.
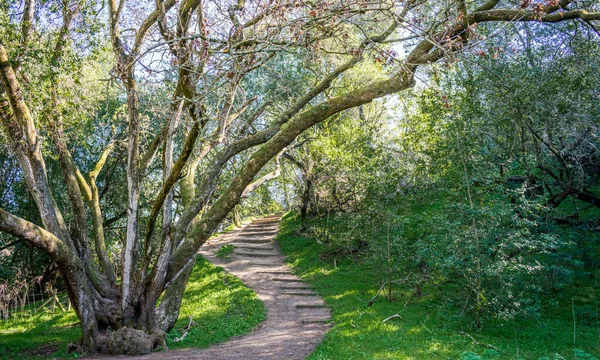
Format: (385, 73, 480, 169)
(406, 326, 423, 335)
(277, 212, 600, 360)
(167, 257, 266, 349)
(0, 257, 265, 359)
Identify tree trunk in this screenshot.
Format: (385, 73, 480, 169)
(233, 205, 243, 228)
(301, 177, 312, 230)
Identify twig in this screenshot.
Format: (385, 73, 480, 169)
(185, 315, 195, 330)
(514, 323, 519, 359)
(368, 277, 409, 306)
(382, 314, 402, 323)
(596, 302, 600, 338)
(55, 293, 66, 312)
(173, 332, 188, 343)
(460, 331, 504, 353)
(369, 282, 390, 306)
(174, 316, 195, 342)
(420, 321, 433, 333)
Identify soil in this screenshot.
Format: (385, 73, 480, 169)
(104, 215, 330, 360)
(24, 343, 60, 358)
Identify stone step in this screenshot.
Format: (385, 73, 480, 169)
(257, 271, 292, 275)
(238, 234, 275, 238)
(300, 319, 330, 324)
(248, 262, 282, 267)
(239, 233, 277, 237)
(236, 235, 274, 239)
(295, 304, 329, 309)
(279, 285, 313, 290)
(236, 252, 279, 258)
(235, 239, 272, 244)
(271, 278, 303, 282)
(281, 291, 318, 296)
(236, 245, 275, 251)
(243, 226, 278, 230)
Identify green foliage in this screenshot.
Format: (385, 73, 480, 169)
(0, 295, 80, 360)
(277, 213, 600, 359)
(460, 352, 482, 360)
(241, 184, 284, 217)
(573, 349, 599, 360)
(287, 28, 600, 326)
(215, 245, 235, 261)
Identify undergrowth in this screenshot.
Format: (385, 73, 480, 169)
(277, 212, 600, 359)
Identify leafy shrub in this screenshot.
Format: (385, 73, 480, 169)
(459, 351, 481, 360)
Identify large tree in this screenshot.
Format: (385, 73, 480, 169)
(0, 0, 598, 354)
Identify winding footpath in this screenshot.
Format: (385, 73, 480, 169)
(123, 215, 331, 360)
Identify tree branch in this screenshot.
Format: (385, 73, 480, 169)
(143, 120, 200, 266)
(241, 150, 284, 199)
(168, 64, 417, 285)
(0, 42, 74, 250)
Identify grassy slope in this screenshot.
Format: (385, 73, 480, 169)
(277, 212, 600, 360)
(167, 258, 265, 349)
(0, 257, 265, 359)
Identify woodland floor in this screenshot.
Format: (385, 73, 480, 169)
(104, 214, 331, 360)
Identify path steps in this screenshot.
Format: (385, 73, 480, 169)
(279, 285, 313, 290)
(112, 215, 330, 360)
(235, 239, 272, 244)
(208, 216, 330, 355)
(242, 229, 278, 233)
(271, 278, 302, 282)
(301, 319, 330, 324)
(144, 215, 333, 360)
(235, 252, 278, 258)
(236, 245, 275, 251)
(248, 263, 283, 268)
(281, 291, 319, 296)
(296, 304, 329, 309)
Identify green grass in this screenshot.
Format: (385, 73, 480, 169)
(0, 257, 266, 359)
(277, 212, 600, 360)
(0, 296, 80, 360)
(215, 244, 236, 261)
(167, 257, 266, 349)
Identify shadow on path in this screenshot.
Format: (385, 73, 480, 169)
(111, 215, 330, 360)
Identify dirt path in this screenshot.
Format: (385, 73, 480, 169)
(117, 215, 330, 360)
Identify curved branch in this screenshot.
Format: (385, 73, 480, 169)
(241, 151, 284, 199)
(472, 8, 600, 23)
(143, 120, 200, 263)
(0, 43, 74, 250)
(0, 207, 68, 260)
(167, 64, 417, 284)
(88, 142, 117, 283)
